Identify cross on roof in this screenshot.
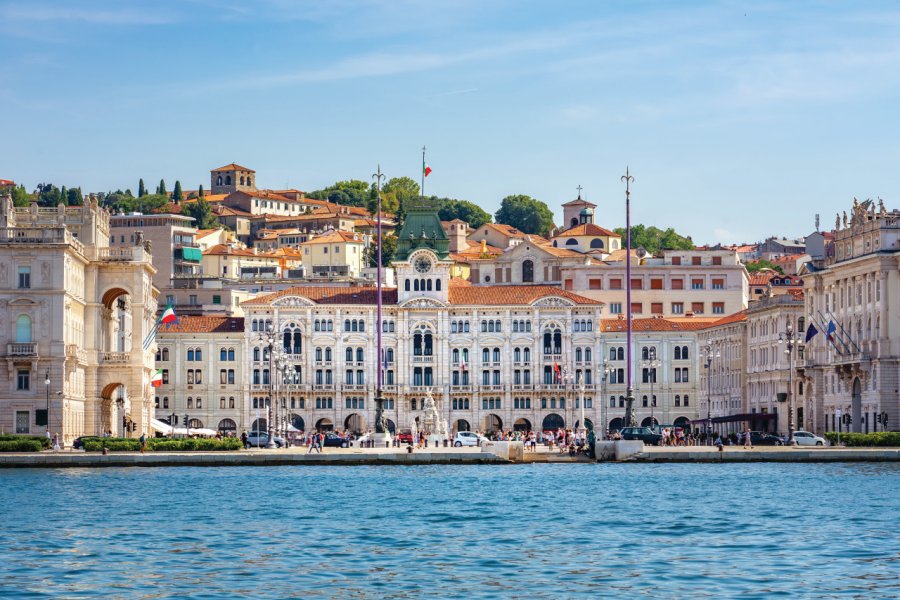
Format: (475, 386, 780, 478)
(576, 185, 583, 199)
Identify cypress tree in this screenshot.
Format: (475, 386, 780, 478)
(60, 186, 67, 206)
(173, 180, 183, 202)
(198, 184, 204, 198)
(138, 178, 146, 197)
(158, 179, 167, 196)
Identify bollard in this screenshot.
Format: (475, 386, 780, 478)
(385, 440, 390, 448)
(407, 445, 413, 454)
(443, 440, 448, 448)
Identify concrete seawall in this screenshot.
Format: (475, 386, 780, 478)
(624, 446, 900, 462)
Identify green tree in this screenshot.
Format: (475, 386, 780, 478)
(307, 179, 372, 207)
(182, 197, 218, 229)
(366, 234, 397, 267)
(66, 187, 83, 206)
(745, 259, 784, 274)
(138, 178, 146, 198)
(173, 180, 183, 202)
(198, 184, 205, 198)
(495, 194, 555, 236)
(157, 179, 166, 196)
(437, 197, 492, 229)
(612, 225, 695, 254)
(36, 183, 63, 207)
(382, 176, 419, 205)
(3, 183, 33, 207)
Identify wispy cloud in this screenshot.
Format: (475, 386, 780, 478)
(0, 3, 175, 25)
(426, 88, 479, 99)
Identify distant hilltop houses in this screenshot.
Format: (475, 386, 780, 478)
(1, 165, 897, 445)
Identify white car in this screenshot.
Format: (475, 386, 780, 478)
(792, 431, 826, 446)
(453, 431, 487, 447)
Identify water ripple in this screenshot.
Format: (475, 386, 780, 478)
(0, 463, 898, 598)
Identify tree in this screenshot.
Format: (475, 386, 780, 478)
(198, 184, 204, 198)
(66, 187, 83, 206)
(138, 178, 146, 198)
(746, 259, 784, 275)
(173, 180, 183, 202)
(612, 225, 695, 254)
(382, 177, 419, 205)
(2, 183, 33, 207)
(495, 194, 555, 236)
(36, 183, 63, 207)
(438, 198, 492, 229)
(366, 234, 397, 267)
(157, 179, 166, 196)
(307, 179, 372, 207)
(182, 197, 218, 229)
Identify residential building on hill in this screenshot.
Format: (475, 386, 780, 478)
(109, 212, 200, 292)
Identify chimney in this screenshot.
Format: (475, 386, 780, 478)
(448, 222, 468, 253)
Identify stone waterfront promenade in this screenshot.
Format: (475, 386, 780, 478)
(1, 442, 899, 468)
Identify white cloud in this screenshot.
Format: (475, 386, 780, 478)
(0, 3, 175, 25)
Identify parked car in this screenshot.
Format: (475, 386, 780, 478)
(453, 431, 487, 447)
(750, 431, 784, 446)
(246, 433, 286, 448)
(72, 436, 100, 450)
(618, 427, 662, 445)
(397, 429, 413, 444)
(323, 433, 349, 448)
(792, 430, 826, 446)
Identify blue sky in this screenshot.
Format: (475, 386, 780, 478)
(2, 0, 900, 244)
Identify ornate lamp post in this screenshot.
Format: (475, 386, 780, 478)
(600, 360, 611, 440)
(577, 370, 587, 437)
(44, 370, 50, 437)
(778, 324, 798, 445)
(371, 165, 390, 444)
(621, 168, 636, 427)
(258, 324, 284, 449)
(274, 354, 290, 438)
(702, 343, 720, 445)
(643, 348, 660, 429)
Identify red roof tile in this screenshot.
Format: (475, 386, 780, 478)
(449, 285, 600, 305)
(213, 163, 255, 172)
(600, 317, 712, 332)
(161, 316, 244, 334)
(243, 287, 397, 306)
(554, 223, 620, 238)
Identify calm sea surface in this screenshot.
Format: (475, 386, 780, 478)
(1, 463, 898, 599)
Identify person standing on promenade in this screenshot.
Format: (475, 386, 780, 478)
(240, 430, 248, 449)
(139, 432, 147, 454)
(743, 428, 753, 449)
(52, 432, 61, 451)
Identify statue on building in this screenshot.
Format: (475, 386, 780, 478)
(879, 198, 887, 216)
(835, 213, 841, 231)
(842, 211, 848, 228)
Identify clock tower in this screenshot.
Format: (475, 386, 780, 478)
(392, 198, 451, 304)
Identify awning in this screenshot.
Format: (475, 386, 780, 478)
(181, 247, 202, 261)
(690, 413, 778, 425)
(150, 418, 173, 434)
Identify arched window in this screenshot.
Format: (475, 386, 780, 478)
(426, 279, 432, 291)
(575, 347, 582, 362)
(225, 175, 231, 185)
(162, 348, 169, 361)
(566, 239, 578, 246)
(220, 348, 227, 361)
(15, 315, 32, 343)
(187, 349, 194, 361)
(585, 348, 592, 362)
(488, 321, 495, 333)
(356, 348, 364, 362)
(590, 239, 604, 249)
(216, 176, 222, 185)
(414, 279, 420, 291)
(436, 279, 441, 291)
(405, 279, 410, 291)
(240, 176, 245, 185)
(493, 348, 500, 362)
(522, 260, 534, 283)
(345, 348, 353, 362)
(674, 346, 682, 360)
(681, 346, 689, 359)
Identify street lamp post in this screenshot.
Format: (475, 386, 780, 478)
(259, 324, 282, 449)
(702, 343, 720, 445)
(577, 371, 586, 437)
(643, 348, 660, 429)
(621, 168, 636, 427)
(44, 370, 50, 437)
(600, 360, 611, 440)
(778, 324, 798, 445)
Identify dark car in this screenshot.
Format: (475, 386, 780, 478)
(750, 431, 784, 446)
(246, 433, 286, 448)
(323, 433, 349, 448)
(618, 427, 662, 445)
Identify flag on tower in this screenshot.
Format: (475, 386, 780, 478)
(150, 369, 163, 388)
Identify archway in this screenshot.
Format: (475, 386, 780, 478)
(608, 417, 624, 432)
(187, 418, 204, 429)
(575, 419, 594, 431)
(514, 418, 532, 432)
(344, 413, 366, 434)
(100, 287, 134, 354)
(100, 382, 129, 437)
(218, 418, 237, 434)
(291, 414, 305, 432)
(483, 414, 502, 433)
(641, 416, 659, 428)
(851, 377, 862, 433)
(251, 418, 267, 434)
(315, 418, 334, 432)
(453, 419, 471, 433)
(673, 416, 691, 431)
(542, 413, 565, 431)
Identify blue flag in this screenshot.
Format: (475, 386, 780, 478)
(826, 321, 837, 341)
(805, 323, 818, 343)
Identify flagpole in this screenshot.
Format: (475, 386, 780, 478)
(621, 167, 636, 428)
(373, 164, 388, 441)
(421, 145, 426, 199)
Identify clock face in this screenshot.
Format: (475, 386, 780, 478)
(414, 256, 432, 274)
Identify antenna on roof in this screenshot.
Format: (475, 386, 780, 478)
(815, 213, 820, 232)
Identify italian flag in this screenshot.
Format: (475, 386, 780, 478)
(423, 163, 432, 177)
(161, 306, 177, 325)
(151, 369, 163, 388)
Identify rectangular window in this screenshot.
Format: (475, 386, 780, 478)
(17, 266, 30, 289)
(712, 302, 725, 314)
(691, 256, 701, 265)
(15, 410, 29, 433)
(212, 295, 222, 305)
(630, 278, 643, 290)
(691, 302, 704, 314)
(16, 370, 29, 390)
(712, 256, 722, 265)
(189, 295, 198, 305)
(650, 278, 663, 290)
(671, 279, 684, 290)
(711, 278, 724, 290)
(671, 257, 681, 265)
(588, 279, 602, 290)
(609, 278, 623, 290)
(631, 302, 642, 314)
(651, 302, 663, 314)
(166, 295, 175, 305)
(671, 302, 684, 314)
(691, 279, 704, 290)
(610, 302, 622, 314)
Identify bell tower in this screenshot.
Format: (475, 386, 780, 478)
(392, 198, 451, 303)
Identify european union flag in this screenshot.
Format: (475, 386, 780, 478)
(805, 323, 818, 343)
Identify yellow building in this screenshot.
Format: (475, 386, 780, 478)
(300, 230, 367, 278)
(201, 244, 285, 280)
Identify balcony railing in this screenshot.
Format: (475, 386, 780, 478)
(313, 383, 335, 391)
(412, 355, 434, 363)
(512, 384, 534, 391)
(450, 385, 473, 392)
(480, 384, 505, 392)
(100, 351, 130, 363)
(65, 344, 87, 363)
(342, 384, 367, 392)
(7, 343, 37, 356)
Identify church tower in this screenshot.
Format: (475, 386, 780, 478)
(392, 198, 451, 304)
(211, 163, 256, 195)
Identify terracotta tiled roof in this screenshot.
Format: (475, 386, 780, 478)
(449, 285, 600, 306)
(449, 277, 472, 286)
(230, 190, 292, 202)
(213, 163, 255, 172)
(749, 273, 774, 286)
(554, 223, 621, 238)
(203, 244, 278, 258)
(195, 228, 221, 239)
(534, 241, 585, 258)
(214, 205, 253, 217)
(787, 289, 805, 300)
(302, 230, 366, 245)
(602, 249, 642, 262)
(270, 247, 303, 258)
(702, 311, 749, 328)
(161, 316, 244, 334)
(244, 287, 397, 306)
(152, 202, 184, 215)
(479, 223, 526, 238)
(600, 317, 712, 332)
(256, 212, 341, 223)
(561, 198, 597, 208)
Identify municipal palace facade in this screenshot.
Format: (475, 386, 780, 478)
(2, 172, 898, 443)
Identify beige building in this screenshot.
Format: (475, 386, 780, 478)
(697, 311, 749, 434)
(201, 244, 288, 280)
(562, 249, 749, 319)
(551, 223, 622, 255)
(802, 198, 900, 434)
(0, 195, 158, 444)
(154, 316, 246, 433)
(110, 213, 200, 292)
(211, 163, 256, 196)
(300, 230, 367, 278)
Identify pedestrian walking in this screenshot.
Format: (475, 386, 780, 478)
(52, 432, 61, 452)
(139, 432, 147, 454)
(241, 430, 248, 449)
(743, 428, 753, 449)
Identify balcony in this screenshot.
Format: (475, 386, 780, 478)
(543, 352, 563, 361)
(7, 343, 37, 356)
(100, 351, 130, 363)
(539, 384, 566, 391)
(412, 355, 434, 363)
(65, 344, 87, 363)
(480, 384, 505, 392)
(313, 383, 335, 391)
(342, 384, 367, 392)
(90, 246, 150, 263)
(450, 385, 473, 392)
(314, 361, 333, 367)
(512, 384, 534, 391)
